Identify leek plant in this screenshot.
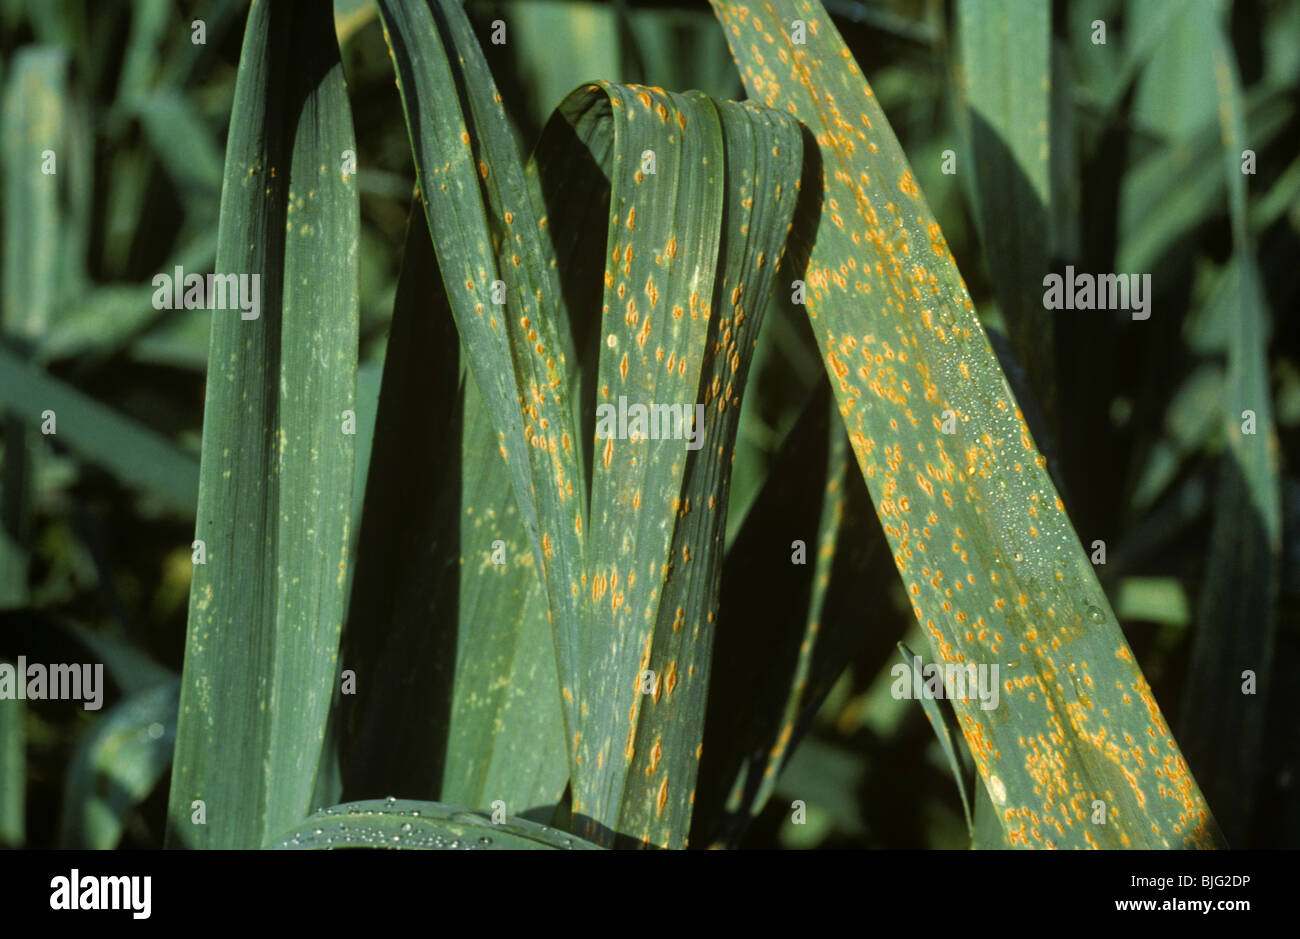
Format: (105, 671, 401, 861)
(3, 0, 1295, 851)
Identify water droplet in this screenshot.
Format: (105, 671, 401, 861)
(479, 837, 492, 845)
(940, 307, 956, 326)
(400, 822, 412, 832)
(1087, 606, 1105, 624)
(1013, 551, 1024, 563)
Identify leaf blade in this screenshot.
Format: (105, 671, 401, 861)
(166, 0, 359, 848)
(711, 0, 1222, 849)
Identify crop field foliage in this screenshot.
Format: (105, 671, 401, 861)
(0, 0, 1297, 851)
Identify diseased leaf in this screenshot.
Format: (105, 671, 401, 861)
(341, 200, 568, 821)
(534, 82, 802, 847)
(166, 0, 359, 848)
(376, 2, 589, 784)
(711, 0, 1221, 848)
(380, 0, 803, 848)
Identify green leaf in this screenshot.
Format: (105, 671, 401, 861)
(771, 735, 867, 842)
(956, 0, 1054, 424)
(0, 343, 199, 513)
(475, 0, 621, 140)
(1118, 85, 1291, 275)
(60, 679, 178, 849)
(61, 620, 175, 697)
(341, 205, 567, 818)
(166, 0, 359, 848)
(711, 0, 1222, 848)
(0, 667, 22, 847)
(622, 3, 744, 103)
(900, 642, 973, 835)
(376, 0, 589, 764)
(443, 378, 569, 816)
(2, 46, 70, 342)
(133, 90, 223, 223)
(971, 778, 1009, 849)
(267, 799, 603, 850)
(110, 0, 167, 111)
(1, 46, 73, 608)
(1115, 578, 1190, 628)
(1179, 20, 1282, 848)
(1129, 362, 1222, 512)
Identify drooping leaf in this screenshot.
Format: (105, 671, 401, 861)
(532, 82, 802, 847)
(711, 0, 1222, 848)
